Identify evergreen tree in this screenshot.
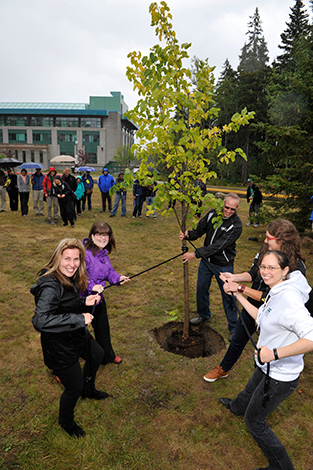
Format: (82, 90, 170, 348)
(276, 0, 310, 72)
(236, 8, 270, 181)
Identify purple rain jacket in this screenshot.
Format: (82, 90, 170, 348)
(81, 239, 121, 297)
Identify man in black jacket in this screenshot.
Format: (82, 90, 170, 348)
(180, 193, 242, 337)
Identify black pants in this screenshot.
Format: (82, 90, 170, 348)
(101, 192, 112, 212)
(58, 198, 74, 225)
(54, 332, 104, 427)
(8, 190, 18, 211)
(92, 299, 116, 364)
(19, 192, 29, 215)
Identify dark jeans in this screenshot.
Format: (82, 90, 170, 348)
(230, 367, 299, 470)
(54, 332, 104, 427)
(220, 308, 256, 372)
(101, 192, 112, 212)
(196, 259, 238, 332)
(111, 193, 126, 216)
(19, 192, 29, 216)
(132, 195, 144, 217)
(75, 199, 81, 215)
(82, 192, 92, 211)
(92, 299, 116, 364)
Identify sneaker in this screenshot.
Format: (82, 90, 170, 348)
(254, 223, 259, 227)
(203, 365, 229, 382)
(113, 355, 122, 364)
(190, 316, 208, 326)
(246, 222, 253, 226)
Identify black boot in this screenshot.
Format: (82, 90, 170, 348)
(81, 387, 109, 400)
(60, 421, 85, 438)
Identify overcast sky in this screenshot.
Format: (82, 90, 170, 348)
(0, 0, 311, 111)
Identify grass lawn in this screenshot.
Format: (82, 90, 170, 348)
(1, 188, 313, 470)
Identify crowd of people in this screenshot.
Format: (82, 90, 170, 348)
(17, 167, 312, 468)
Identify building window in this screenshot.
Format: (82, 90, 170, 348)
(30, 116, 54, 127)
(81, 117, 101, 128)
(15, 150, 19, 159)
(22, 151, 26, 162)
(0, 130, 3, 143)
(0, 116, 4, 126)
(9, 130, 27, 143)
(6, 115, 29, 126)
(33, 131, 52, 144)
(55, 117, 79, 127)
(31, 151, 35, 162)
(39, 151, 43, 163)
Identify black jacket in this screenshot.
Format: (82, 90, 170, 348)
(31, 274, 87, 370)
(187, 209, 242, 266)
(55, 181, 73, 202)
(246, 183, 262, 204)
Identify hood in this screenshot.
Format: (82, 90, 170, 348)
(48, 166, 57, 174)
(76, 176, 82, 181)
(270, 270, 311, 304)
(102, 168, 108, 173)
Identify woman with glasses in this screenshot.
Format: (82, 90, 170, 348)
(204, 218, 306, 382)
(82, 222, 129, 365)
(219, 250, 313, 470)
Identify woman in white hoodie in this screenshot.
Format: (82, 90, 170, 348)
(219, 250, 313, 470)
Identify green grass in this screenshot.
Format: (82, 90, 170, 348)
(1, 190, 313, 470)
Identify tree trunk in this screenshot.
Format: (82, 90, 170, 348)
(181, 201, 190, 340)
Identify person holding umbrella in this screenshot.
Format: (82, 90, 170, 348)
(17, 169, 31, 217)
(0, 168, 7, 211)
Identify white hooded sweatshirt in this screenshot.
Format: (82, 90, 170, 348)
(256, 270, 313, 381)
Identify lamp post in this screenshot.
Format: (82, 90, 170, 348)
(74, 140, 79, 165)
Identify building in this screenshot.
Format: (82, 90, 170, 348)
(0, 91, 137, 169)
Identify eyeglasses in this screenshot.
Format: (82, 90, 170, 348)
(265, 236, 279, 241)
(94, 233, 109, 239)
(259, 265, 281, 272)
(223, 205, 237, 212)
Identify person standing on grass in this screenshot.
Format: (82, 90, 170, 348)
(0, 168, 7, 211)
(203, 218, 307, 383)
(82, 171, 94, 211)
(6, 168, 18, 211)
(219, 250, 313, 470)
(31, 168, 45, 216)
(98, 168, 115, 213)
(74, 176, 85, 217)
(110, 172, 127, 217)
(179, 193, 242, 340)
(17, 168, 31, 217)
(43, 166, 59, 223)
(54, 176, 75, 227)
(82, 221, 130, 365)
(246, 178, 262, 227)
(31, 238, 108, 438)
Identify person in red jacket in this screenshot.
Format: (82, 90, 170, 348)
(43, 166, 59, 223)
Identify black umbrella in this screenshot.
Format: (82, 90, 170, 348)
(0, 157, 23, 169)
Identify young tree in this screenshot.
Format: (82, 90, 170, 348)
(126, 1, 253, 339)
(113, 145, 137, 168)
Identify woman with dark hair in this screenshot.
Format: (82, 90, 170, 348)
(17, 168, 31, 216)
(82, 221, 129, 365)
(204, 219, 306, 382)
(31, 238, 108, 438)
(219, 250, 313, 470)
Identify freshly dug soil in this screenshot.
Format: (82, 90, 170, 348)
(153, 321, 226, 358)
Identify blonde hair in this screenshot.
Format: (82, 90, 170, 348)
(39, 238, 88, 292)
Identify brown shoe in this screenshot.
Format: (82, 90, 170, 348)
(203, 365, 229, 382)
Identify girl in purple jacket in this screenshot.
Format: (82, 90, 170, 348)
(82, 221, 129, 364)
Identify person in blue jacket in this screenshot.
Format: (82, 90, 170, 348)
(82, 171, 94, 212)
(31, 168, 45, 216)
(98, 168, 115, 213)
(74, 176, 85, 217)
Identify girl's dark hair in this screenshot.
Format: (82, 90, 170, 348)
(260, 218, 304, 272)
(258, 250, 290, 272)
(84, 221, 116, 256)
